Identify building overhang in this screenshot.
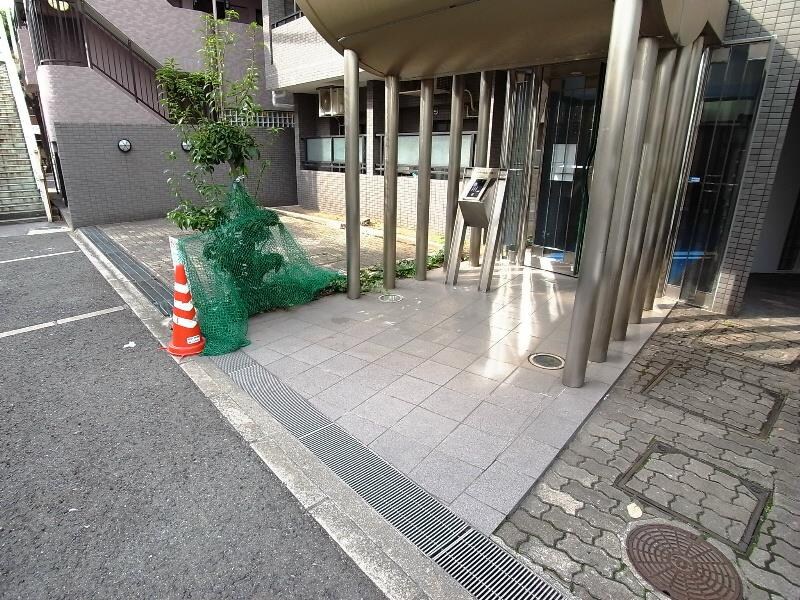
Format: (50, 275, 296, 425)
(295, 0, 728, 80)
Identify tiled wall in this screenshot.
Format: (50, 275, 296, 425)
(296, 171, 449, 235)
(55, 123, 296, 228)
(712, 0, 800, 313)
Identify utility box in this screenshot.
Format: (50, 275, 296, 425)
(318, 86, 345, 117)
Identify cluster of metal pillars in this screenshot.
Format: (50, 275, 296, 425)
(562, 0, 707, 387)
(343, 6, 707, 390)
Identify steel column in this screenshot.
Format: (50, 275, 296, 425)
(383, 74, 399, 288)
(415, 78, 434, 281)
(344, 49, 361, 299)
(470, 71, 493, 266)
(445, 74, 465, 267)
(514, 67, 543, 266)
(562, 0, 642, 388)
(611, 48, 677, 341)
(628, 42, 693, 323)
(653, 44, 710, 302)
(589, 37, 659, 363)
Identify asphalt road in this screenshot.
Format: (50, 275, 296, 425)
(0, 229, 385, 599)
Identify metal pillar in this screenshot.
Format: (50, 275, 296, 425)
(383, 75, 399, 288)
(470, 71, 493, 266)
(628, 42, 693, 323)
(643, 37, 705, 311)
(445, 75, 465, 267)
(589, 37, 659, 363)
(415, 78, 434, 281)
(514, 67, 543, 266)
(611, 49, 677, 341)
(344, 49, 361, 299)
(562, 0, 642, 388)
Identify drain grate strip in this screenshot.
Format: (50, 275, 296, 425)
(216, 356, 563, 600)
(82, 227, 173, 316)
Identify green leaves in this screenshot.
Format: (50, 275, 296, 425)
(167, 201, 228, 232)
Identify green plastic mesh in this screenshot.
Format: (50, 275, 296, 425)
(175, 181, 340, 355)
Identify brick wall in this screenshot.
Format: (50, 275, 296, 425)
(55, 123, 296, 228)
(38, 66, 163, 142)
(711, 0, 800, 313)
(297, 171, 449, 235)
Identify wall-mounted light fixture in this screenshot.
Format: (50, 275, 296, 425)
(181, 140, 192, 152)
(117, 139, 132, 153)
(47, 0, 71, 11)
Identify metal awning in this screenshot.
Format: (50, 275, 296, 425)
(295, 0, 728, 79)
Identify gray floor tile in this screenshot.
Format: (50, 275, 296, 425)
(316, 333, 362, 352)
(410, 451, 482, 504)
(521, 410, 585, 448)
(421, 387, 481, 422)
(291, 343, 340, 366)
(432, 347, 480, 369)
(464, 402, 528, 437)
(382, 375, 440, 404)
(313, 378, 377, 412)
(506, 366, 566, 396)
(399, 338, 446, 359)
(284, 366, 341, 398)
(268, 335, 312, 356)
(345, 340, 393, 362)
(497, 436, 560, 479)
(344, 363, 402, 391)
(449, 493, 505, 535)
(392, 406, 458, 446)
(436, 424, 510, 469)
(407, 360, 461, 386)
(465, 462, 535, 513)
(351, 392, 415, 427)
(373, 350, 425, 374)
(336, 413, 387, 445)
(449, 334, 496, 354)
(318, 353, 369, 378)
(263, 356, 312, 380)
(298, 324, 339, 343)
(368, 430, 432, 473)
(466, 356, 517, 381)
(242, 344, 283, 366)
(444, 372, 501, 398)
(488, 383, 552, 416)
(367, 329, 416, 350)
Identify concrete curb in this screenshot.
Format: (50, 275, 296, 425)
(71, 229, 472, 600)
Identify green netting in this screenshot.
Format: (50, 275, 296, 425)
(175, 181, 341, 355)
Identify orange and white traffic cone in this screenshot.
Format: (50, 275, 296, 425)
(166, 264, 206, 357)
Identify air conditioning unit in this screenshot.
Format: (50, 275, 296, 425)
(318, 86, 345, 117)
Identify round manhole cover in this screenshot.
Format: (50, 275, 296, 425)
(528, 353, 565, 370)
(627, 524, 743, 600)
(378, 293, 403, 303)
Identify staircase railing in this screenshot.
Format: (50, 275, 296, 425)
(24, 0, 168, 120)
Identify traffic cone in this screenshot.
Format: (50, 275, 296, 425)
(166, 264, 206, 357)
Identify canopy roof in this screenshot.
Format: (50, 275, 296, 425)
(295, 0, 728, 79)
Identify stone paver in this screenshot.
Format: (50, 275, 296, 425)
(497, 290, 800, 600)
(101, 212, 418, 284)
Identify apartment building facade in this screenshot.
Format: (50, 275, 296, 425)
(3, 0, 799, 317)
(263, 0, 800, 316)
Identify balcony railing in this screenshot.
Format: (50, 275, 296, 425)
(271, 10, 303, 29)
(376, 132, 476, 178)
(25, 0, 87, 66)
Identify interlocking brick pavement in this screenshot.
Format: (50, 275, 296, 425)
(497, 291, 800, 600)
(101, 214, 417, 284)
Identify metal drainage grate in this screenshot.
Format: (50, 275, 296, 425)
(216, 358, 563, 600)
(528, 353, 565, 370)
(378, 293, 403, 303)
(82, 227, 173, 316)
(627, 524, 743, 600)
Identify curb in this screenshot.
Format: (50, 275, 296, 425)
(70, 230, 472, 600)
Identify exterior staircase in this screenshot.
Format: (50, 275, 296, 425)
(0, 62, 46, 222)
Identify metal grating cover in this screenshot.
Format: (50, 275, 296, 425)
(82, 227, 173, 316)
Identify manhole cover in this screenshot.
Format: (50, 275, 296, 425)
(627, 524, 743, 600)
(528, 353, 565, 370)
(378, 293, 403, 303)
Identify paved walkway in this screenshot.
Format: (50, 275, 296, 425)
(0, 228, 385, 599)
(497, 277, 800, 600)
(101, 211, 417, 285)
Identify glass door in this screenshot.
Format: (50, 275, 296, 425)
(526, 63, 603, 276)
(665, 41, 770, 307)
